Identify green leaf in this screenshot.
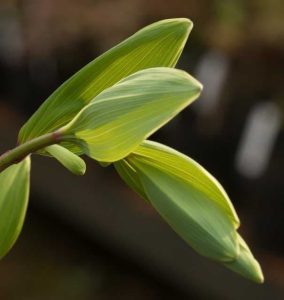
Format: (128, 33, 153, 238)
(0, 157, 30, 259)
(130, 140, 240, 228)
(45, 145, 86, 175)
(114, 160, 148, 200)
(122, 141, 264, 282)
(224, 234, 264, 283)
(127, 142, 239, 262)
(61, 67, 202, 162)
(19, 18, 193, 144)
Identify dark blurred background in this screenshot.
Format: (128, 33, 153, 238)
(0, 0, 283, 299)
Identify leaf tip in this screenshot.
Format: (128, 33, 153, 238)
(224, 234, 264, 284)
(178, 18, 193, 29)
(171, 18, 193, 39)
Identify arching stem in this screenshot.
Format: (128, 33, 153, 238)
(0, 131, 62, 172)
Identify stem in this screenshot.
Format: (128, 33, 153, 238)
(0, 131, 62, 172)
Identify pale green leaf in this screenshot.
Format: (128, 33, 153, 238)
(224, 234, 264, 283)
(45, 145, 86, 175)
(0, 157, 30, 259)
(127, 152, 239, 262)
(61, 67, 202, 162)
(131, 140, 240, 228)
(114, 160, 148, 200)
(19, 18, 193, 144)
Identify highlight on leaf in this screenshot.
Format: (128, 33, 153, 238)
(60, 67, 202, 162)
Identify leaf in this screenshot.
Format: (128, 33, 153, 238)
(114, 159, 148, 200)
(0, 157, 30, 259)
(19, 18, 193, 144)
(125, 141, 239, 262)
(122, 141, 264, 282)
(127, 149, 239, 262)
(130, 140, 240, 228)
(45, 145, 86, 175)
(61, 67, 202, 162)
(224, 234, 264, 283)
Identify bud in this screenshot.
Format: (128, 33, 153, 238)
(45, 145, 86, 175)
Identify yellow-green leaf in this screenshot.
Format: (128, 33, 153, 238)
(0, 157, 30, 259)
(61, 67, 202, 162)
(45, 145, 86, 176)
(19, 18, 193, 144)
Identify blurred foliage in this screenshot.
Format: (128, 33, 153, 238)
(0, 0, 283, 57)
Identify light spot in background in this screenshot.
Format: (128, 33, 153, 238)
(235, 102, 282, 179)
(0, 7, 24, 66)
(194, 51, 229, 116)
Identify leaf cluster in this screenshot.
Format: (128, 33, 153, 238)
(0, 19, 263, 283)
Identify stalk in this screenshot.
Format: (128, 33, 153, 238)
(0, 131, 62, 172)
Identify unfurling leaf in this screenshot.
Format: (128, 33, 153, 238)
(19, 18, 193, 145)
(61, 68, 202, 162)
(0, 157, 30, 259)
(45, 145, 86, 175)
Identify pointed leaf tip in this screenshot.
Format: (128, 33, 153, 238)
(224, 234, 264, 283)
(154, 18, 193, 33)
